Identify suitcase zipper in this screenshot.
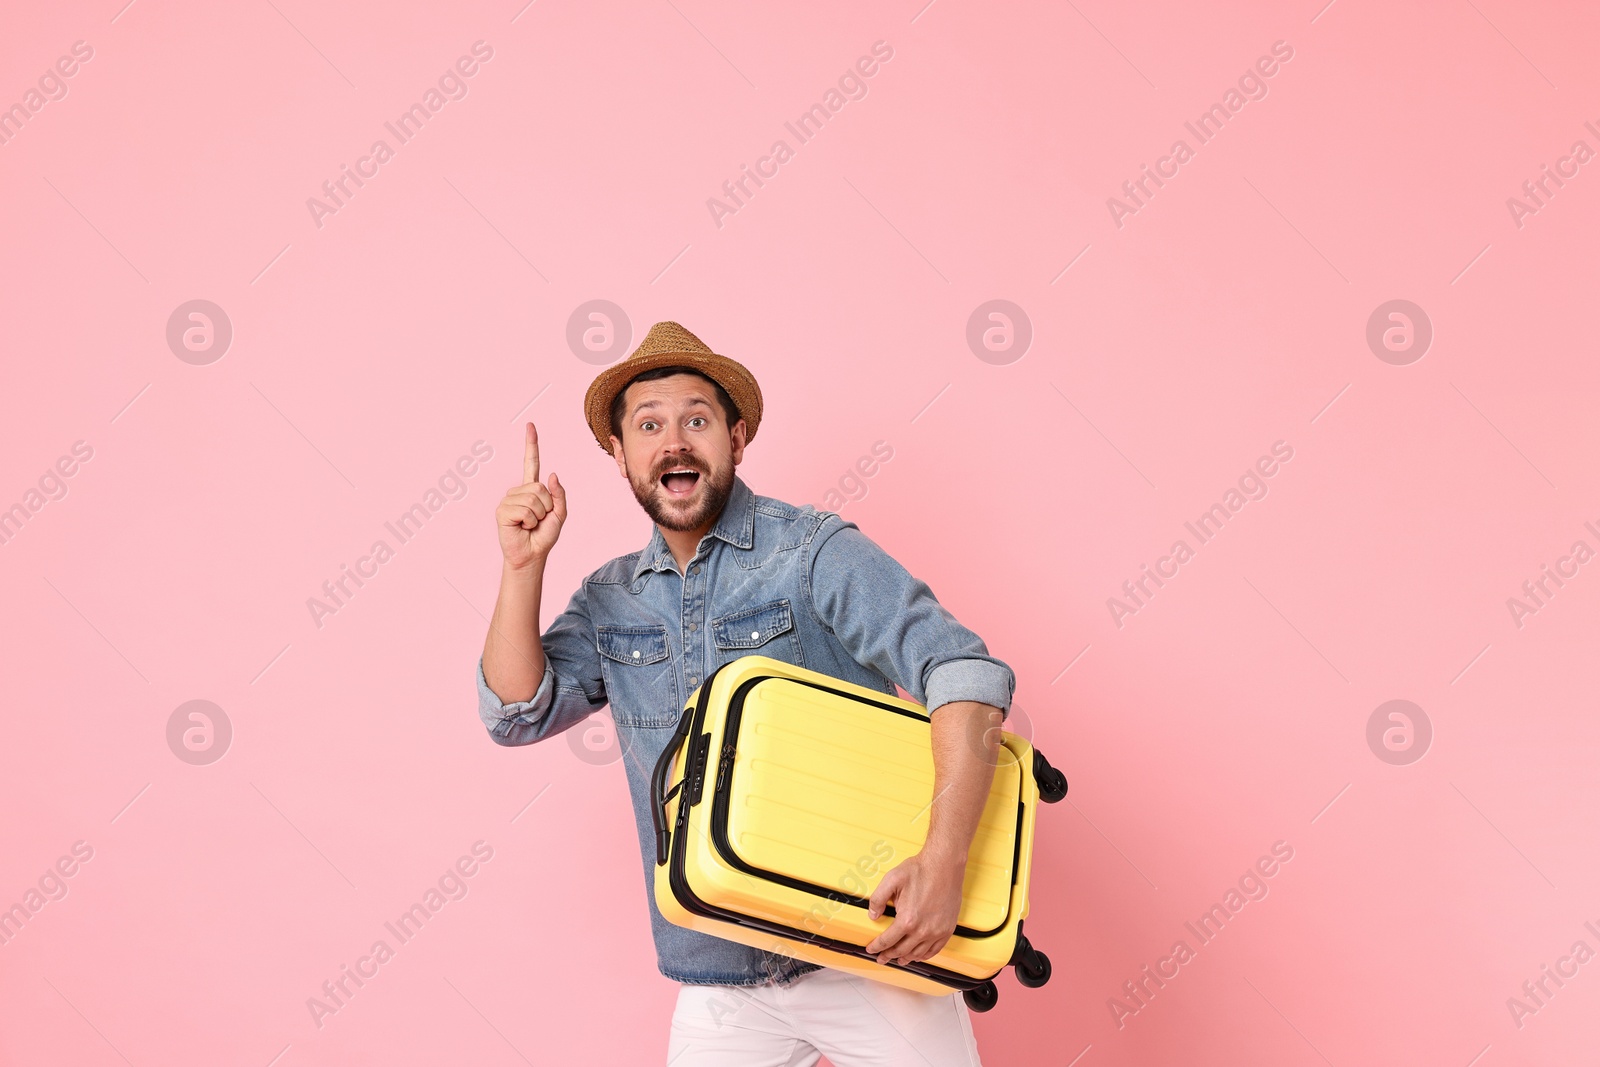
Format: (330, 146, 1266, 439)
(713, 741, 735, 795)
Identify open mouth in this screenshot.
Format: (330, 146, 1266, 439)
(660, 467, 702, 498)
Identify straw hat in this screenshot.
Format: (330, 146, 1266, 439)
(583, 321, 764, 454)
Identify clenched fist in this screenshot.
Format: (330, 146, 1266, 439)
(495, 421, 567, 570)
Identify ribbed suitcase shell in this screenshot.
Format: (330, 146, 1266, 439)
(652, 654, 1040, 998)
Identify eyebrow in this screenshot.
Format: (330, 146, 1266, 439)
(632, 396, 713, 419)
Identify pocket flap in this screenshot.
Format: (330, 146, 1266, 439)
(711, 599, 795, 650)
(597, 623, 670, 665)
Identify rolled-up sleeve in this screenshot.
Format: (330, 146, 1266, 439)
(477, 580, 608, 746)
(806, 516, 1015, 718)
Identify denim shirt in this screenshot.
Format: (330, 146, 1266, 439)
(474, 473, 1015, 987)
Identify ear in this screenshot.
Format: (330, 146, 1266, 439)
(728, 419, 748, 466)
(609, 435, 629, 478)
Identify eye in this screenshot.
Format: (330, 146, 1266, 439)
(689, 416, 707, 428)
(640, 420, 658, 431)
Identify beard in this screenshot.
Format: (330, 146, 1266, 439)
(629, 454, 735, 533)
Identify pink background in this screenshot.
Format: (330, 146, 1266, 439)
(3, 0, 1598, 1063)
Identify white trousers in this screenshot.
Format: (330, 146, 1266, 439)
(666, 967, 983, 1067)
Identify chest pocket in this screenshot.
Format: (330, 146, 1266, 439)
(596, 623, 680, 727)
(711, 598, 804, 668)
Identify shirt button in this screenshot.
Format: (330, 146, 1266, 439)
(750, 631, 759, 640)
(689, 623, 697, 631)
(691, 565, 700, 575)
(632, 650, 640, 658)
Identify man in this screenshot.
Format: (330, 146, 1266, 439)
(476, 320, 1015, 1065)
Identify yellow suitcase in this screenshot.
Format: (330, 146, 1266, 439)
(651, 654, 1066, 1012)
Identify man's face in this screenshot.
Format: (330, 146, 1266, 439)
(610, 373, 746, 533)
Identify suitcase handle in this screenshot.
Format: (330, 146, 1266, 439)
(651, 705, 697, 865)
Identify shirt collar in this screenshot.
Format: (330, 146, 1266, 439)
(631, 473, 755, 581)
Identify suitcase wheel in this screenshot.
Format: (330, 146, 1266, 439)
(1016, 948, 1052, 988)
(1033, 750, 1068, 803)
(1038, 769, 1067, 803)
(963, 981, 999, 1012)
(1009, 924, 1054, 989)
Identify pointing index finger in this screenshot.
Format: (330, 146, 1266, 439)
(524, 421, 539, 485)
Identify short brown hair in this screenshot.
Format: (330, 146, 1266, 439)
(608, 365, 742, 444)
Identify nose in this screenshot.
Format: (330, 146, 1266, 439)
(660, 427, 694, 461)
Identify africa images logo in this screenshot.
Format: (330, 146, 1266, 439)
(305, 42, 495, 229)
(1106, 40, 1295, 229)
(705, 40, 894, 229)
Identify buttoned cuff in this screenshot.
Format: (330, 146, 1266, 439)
(923, 658, 1015, 719)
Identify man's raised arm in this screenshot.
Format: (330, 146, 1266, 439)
(477, 422, 603, 746)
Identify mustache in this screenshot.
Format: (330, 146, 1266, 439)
(654, 459, 705, 478)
